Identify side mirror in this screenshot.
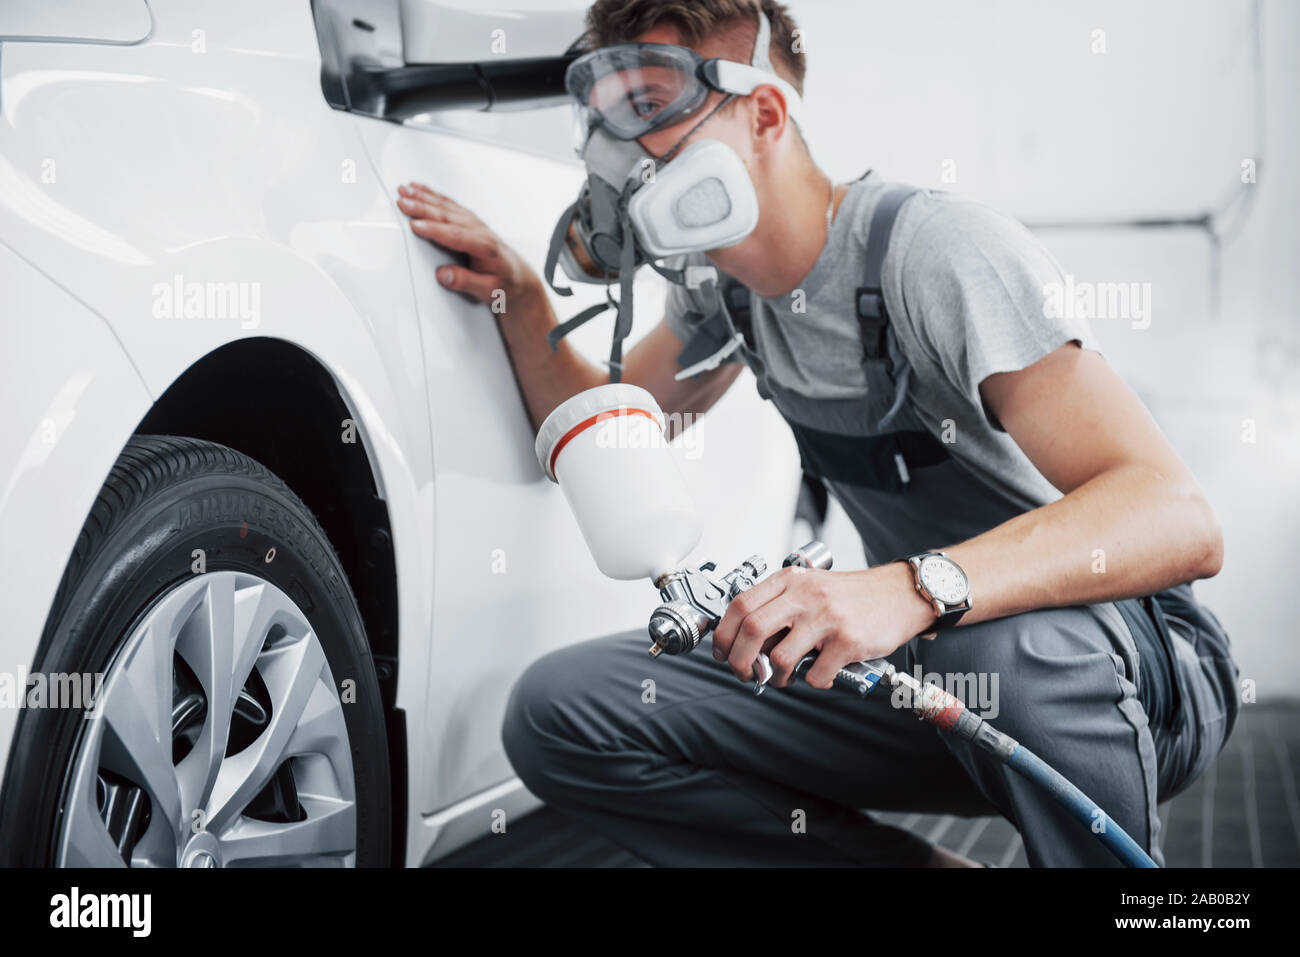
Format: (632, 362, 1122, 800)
(399, 0, 586, 66)
(315, 0, 584, 119)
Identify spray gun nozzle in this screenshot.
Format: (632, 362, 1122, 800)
(647, 600, 706, 656)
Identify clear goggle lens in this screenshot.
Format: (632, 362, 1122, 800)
(565, 43, 709, 140)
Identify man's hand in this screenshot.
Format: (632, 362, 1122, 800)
(711, 562, 938, 690)
(396, 182, 543, 306)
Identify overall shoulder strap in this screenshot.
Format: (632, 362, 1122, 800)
(855, 186, 922, 360)
(719, 274, 754, 340)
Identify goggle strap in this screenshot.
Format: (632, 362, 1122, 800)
(706, 60, 802, 126)
(751, 5, 775, 74)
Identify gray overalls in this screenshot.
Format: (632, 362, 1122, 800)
(502, 186, 1241, 867)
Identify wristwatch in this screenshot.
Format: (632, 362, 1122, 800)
(899, 551, 972, 635)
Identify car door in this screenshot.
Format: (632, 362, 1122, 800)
(357, 104, 802, 820)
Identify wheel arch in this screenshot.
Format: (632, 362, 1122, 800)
(134, 336, 407, 863)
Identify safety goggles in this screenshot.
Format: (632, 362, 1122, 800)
(565, 21, 803, 142)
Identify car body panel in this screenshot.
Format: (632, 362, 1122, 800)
(0, 0, 152, 46)
(0, 242, 153, 779)
(0, 0, 441, 861)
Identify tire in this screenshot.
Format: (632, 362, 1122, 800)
(0, 435, 391, 867)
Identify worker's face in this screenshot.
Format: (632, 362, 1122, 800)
(628, 26, 757, 167)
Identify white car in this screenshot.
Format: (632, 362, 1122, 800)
(0, 0, 799, 867)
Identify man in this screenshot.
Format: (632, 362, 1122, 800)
(396, 0, 1240, 866)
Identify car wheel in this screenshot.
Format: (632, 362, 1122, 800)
(0, 435, 391, 866)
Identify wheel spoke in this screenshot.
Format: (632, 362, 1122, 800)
(58, 724, 126, 868)
(285, 680, 357, 801)
(100, 618, 184, 842)
(219, 796, 356, 866)
(174, 575, 283, 813)
(204, 633, 328, 833)
(61, 796, 129, 867)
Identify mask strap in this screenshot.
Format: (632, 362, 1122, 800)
(647, 259, 685, 284)
(543, 199, 579, 297)
(607, 188, 640, 382)
(546, 181, 644, 384)
(545, 295, 614, 352)
(671, 272, 745, 381)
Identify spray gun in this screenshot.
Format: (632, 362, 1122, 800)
(646, 540, 892, 696)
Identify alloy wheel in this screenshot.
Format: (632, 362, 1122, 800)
(56, 572, 357, 867)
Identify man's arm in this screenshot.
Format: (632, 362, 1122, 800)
(711, 198, 1223, 691)
(397, 182, 739, 435)
(942, 341, 1222, 624)
(712, 346, 1223, 690)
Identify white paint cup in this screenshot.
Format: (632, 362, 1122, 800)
(536, 384, 703, 580)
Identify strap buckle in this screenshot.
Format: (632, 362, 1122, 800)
(683, 265, 718, 290)
(855, 285, 889, 360)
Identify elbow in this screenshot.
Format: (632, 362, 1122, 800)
(1187, 489, 1224, 580)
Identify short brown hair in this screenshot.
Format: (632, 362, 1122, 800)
(582, 0, 806, 95)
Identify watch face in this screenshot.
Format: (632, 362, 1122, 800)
(919, 555, 969, 605)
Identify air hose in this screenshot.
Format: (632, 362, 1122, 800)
(855, 663, 1159, 868)
(1005, 742, 1158, 868)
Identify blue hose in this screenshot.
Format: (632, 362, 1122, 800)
(1006, 743, 1158, 868)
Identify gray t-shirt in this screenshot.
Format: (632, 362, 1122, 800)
(665, 170, 1101, 520)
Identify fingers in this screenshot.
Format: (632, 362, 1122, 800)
(764, 622, 821, 689)
(395, 185, 508, 304)
(724, 594, 801, 683)
(803, 638, 857, 690)
(400, 181, 463, 211)
(397, 197, 476, 230)
(714, 566, 858, 692)
(407, 218, 501, 262)
(712, 569, 791, 662)
(433, 263, 499, 303)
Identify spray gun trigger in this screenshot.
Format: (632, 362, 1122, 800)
(751, 652, 774, 695)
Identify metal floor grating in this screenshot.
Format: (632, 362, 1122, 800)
(432, 701, 1300, 868)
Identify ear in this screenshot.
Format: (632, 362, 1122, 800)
(748, 83, 793, 149)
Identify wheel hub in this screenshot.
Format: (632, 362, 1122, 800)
(180, 830, 222, 868)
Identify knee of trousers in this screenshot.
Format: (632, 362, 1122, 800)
(500, 633, 638, 802)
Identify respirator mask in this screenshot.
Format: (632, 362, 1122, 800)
(543, 9, 804, 381)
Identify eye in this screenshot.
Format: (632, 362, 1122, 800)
(631, 97, 663, 118)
